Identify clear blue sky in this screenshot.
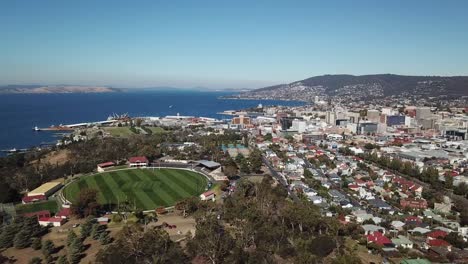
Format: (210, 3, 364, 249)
(1, 0, 467, 89)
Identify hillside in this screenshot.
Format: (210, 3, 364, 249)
(230, 74, 468, 102)
(0, 85, 120, 94)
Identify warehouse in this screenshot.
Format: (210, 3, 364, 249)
(27, 181, 62, 197)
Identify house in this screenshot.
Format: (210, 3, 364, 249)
(426, 239, 451, 248)
(427, 230, 448, 240)
(97, 217, 109, 225)
(55, 208, 71, 219)
(22, 194, 47, 204)
(405, 216, 422, 226)
(97, 161, 115, 172)
(392, 235, 414, 249)
(366, 231, 392, 247)
(200, 190, 216, 201)
(128, 156, 149, 167)
(400, 198, 428, 209)
(391, 221, 405, 231)
(308, 195, 323, 204)
(409, 227, 431, 235)
(368, 198, 392, 210)
(362, 224, 386, 235)
(38, 217, 66, 227)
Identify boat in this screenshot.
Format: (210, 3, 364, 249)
(33, 126, 41, 131)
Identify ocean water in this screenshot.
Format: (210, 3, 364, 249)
(0, 90, 304, 153)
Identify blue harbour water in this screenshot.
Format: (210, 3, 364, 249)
(0, 90, 304, 153)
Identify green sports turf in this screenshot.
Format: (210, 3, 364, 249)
(63, 168, 208, 210)
(16, 200, 59, 214)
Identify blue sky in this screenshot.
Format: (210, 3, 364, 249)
(1, 0, 467, 89)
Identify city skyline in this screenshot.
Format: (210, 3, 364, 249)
(1, 0, 468, 89)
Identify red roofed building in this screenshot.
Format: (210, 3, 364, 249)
(128, 156, 149, 167)
(38, 217, 66, 227)
(427, 239, 451, 248)
(200, 190, 215, 201)
(366, 231, 392, 246)
(427, 230, 448, 240)
(97, 161, 115, 172)
(22, 194, 47, 204)
(400, 198, 428, 209)
(348, 184, 360, 191)
(56, 208, 71, 219)
(392, 177, 423, 196)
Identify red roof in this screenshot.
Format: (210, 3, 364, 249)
(22, 194, 47, 203)
(427, 239, 450, 247)
(427, 230, 448, 239)
(39, 217, 65, 223)
(56, 208, 71, 218)
(202, 190, 215, 197)
(128, 156, 149, 163)
(348, 184, 359, 189)
(98, 161, 115, 168)
(367, 231, 392, 246)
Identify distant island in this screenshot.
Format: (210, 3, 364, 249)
(0, 85, 120, 94)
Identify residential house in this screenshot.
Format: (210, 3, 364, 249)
(400, 198, 428, 210)
(366, 231, 393, 247)
(392, 235, 414, 249)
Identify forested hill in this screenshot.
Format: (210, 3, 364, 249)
(231, 74, 468, 101)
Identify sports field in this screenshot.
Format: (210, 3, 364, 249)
(63, 168, 208, 210)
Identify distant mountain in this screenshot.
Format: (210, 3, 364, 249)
(230, 74, 468, 101)
(0, 85, 121, 94)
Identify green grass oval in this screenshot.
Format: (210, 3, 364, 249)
(63, 168, 208, 210)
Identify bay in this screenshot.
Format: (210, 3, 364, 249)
(0, 90, 304, 153)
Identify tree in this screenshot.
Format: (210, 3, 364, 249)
(248, 148, 263, 173)
(239, 159, 251, 174)
(14, 229, 31, 249)
(0, 223, 18, 248)
(91, 223, 106, 240)
(445, 174, 454, 189)
(95, 225, 187, 264)
(80, 217, 95, 238)
(41, 240, 55, 258)
(99, 231, 111, 245)
(57, 255, 69, 264)
(32, 237, 42, 250)
(187, 216, 234, 264)
(29, 257, 42, 264)
(71, 188, 100, 218)
(68, 237, 84, 264)
(67, 230, 78, 247)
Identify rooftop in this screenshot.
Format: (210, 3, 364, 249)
(28, 181, 61, 196)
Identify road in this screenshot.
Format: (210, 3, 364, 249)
(262, 155, 300, 202)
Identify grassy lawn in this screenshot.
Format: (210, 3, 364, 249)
(147, 127, 166, 134)
(16, 200, 59, 214)
(63, 168, 209, 210)
(102, 127, 135, 137)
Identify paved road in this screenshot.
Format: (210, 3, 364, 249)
(262, 155, 300, 202)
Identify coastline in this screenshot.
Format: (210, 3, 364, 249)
(219, 96, 310, 103)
